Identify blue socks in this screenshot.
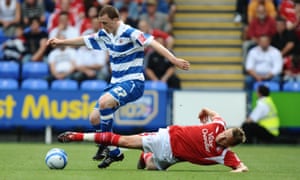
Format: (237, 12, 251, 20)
(99, 109, 114, 132)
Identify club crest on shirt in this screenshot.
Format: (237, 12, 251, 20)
(202, 128, 214, 153)
(118, 37, 131, 45)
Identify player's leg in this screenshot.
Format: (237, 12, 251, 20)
(97, 93, 123, 168)
(89, 102, 109, 161)
(57, 131, 143, 148)
(137, 152, 158, 170)
(57, 131, 162, 170)
(97, 80, 144, 168)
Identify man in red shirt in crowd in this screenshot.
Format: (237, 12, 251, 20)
(58, 107, 248, 172)
(247, 4, 276, 42)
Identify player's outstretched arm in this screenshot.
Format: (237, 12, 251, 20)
(149, 40, 190, 71)
(47, 36, 86, 47)
(230, 162, 249, 173)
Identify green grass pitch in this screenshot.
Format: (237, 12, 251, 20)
(1, 143, 300, 180)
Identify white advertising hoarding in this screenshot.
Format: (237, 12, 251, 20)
(173, 91, 246, 127)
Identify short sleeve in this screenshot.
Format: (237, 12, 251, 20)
(83, 33, 105, 50)
(211, 115, 226, 128)
(131, 30, 154, 47)
(224, 150, 241, 169)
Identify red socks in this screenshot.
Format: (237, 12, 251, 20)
(143, 152, 152, 163)
(71, 132, 84, 141)
(94, 132, 120, 146)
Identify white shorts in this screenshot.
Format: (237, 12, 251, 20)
(142, 128, 179, 170)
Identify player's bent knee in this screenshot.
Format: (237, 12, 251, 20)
(98, 94, 118, 109)
(145, 158, 158, 170)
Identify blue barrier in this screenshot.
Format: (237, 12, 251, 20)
(114, 81, 168, 133)
(0, 87, 168, 134)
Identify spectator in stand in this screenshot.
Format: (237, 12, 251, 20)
(0, 0, 21, 37)
(23, 17, 49, 62)
(95, 0, 113, 6)
(283, 53, 300, 81)
(279, 0, 297, 30)
(242, 85, 280, 144)
(1, 25, 26, 62)
(47, 0, 77, 32)
(138, 20, 174, 50)
(233, 0, 248, 24)
(165, 0, 176, 23)
(293, 0, 300, 52)
(21, 0, 46, 27)
(245, 35, 283, 105)
(44, 0, 55, 13)
(245, 35, 283, 89)
(73, 17, 110, 83)
(119, 6, 138, 28)
(114, 0, 140, 22)
(242, 4, 276, 61)
(140, 0, 175, 18)
(74, 46, 109, 83)
(80, 6, 99, 35)
(247, 0, 277, 23)
(46, 33, 76, 84)
(271, 17, 296, 59)
(53, 0, 85, 24)
(140, 0, 172, 34)
(145, 38, 181, 89)
(49, 11, 79, 39)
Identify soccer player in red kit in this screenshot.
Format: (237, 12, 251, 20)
(58, 108, 248, 172)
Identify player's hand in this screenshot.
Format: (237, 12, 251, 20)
(47, 38, 62, 47)
(230, 163, 248, 173)
(174, 58, 190, 70)
(198, 109, 209, 124)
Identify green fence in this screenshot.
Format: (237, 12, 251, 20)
(253, 92, 300, 128)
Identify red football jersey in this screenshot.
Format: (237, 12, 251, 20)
(169, 116, 241, 169)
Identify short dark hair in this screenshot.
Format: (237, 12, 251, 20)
(29, 16, 40, 25)
(98, 5, 120, 19)
(258, 85, 270, 96)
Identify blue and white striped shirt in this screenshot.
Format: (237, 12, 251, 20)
(83, 22, 154, 84)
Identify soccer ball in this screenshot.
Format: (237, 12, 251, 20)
(45, 148, 68, 169)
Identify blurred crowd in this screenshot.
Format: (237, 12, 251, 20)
(0, 0, 181, 89)
(234, 0, 300, 88)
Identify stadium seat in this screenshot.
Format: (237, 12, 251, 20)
(0, 35, 9, 45)
(21, 79, 48, 90)
(0, 61, 20, 79)
(145, 81, 168, 90)
(80, 80, 107, 91)
(282, 81, 300, 92)
(22, 62, 49, 79)
(253, 81, 280, 91)
(0, 78, 18, 90)
(51, 79, 78, 90)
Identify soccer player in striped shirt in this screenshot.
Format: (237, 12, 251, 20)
(58, 107, 248, 172)
(47, 5, 190, 169)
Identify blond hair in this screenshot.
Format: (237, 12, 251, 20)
(231, 128, 246, 146)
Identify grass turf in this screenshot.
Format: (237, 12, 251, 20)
(0, 143, 300, 180)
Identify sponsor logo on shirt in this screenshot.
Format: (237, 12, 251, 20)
(137, 33, 146, 44)
(202, 128, 214, 153)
